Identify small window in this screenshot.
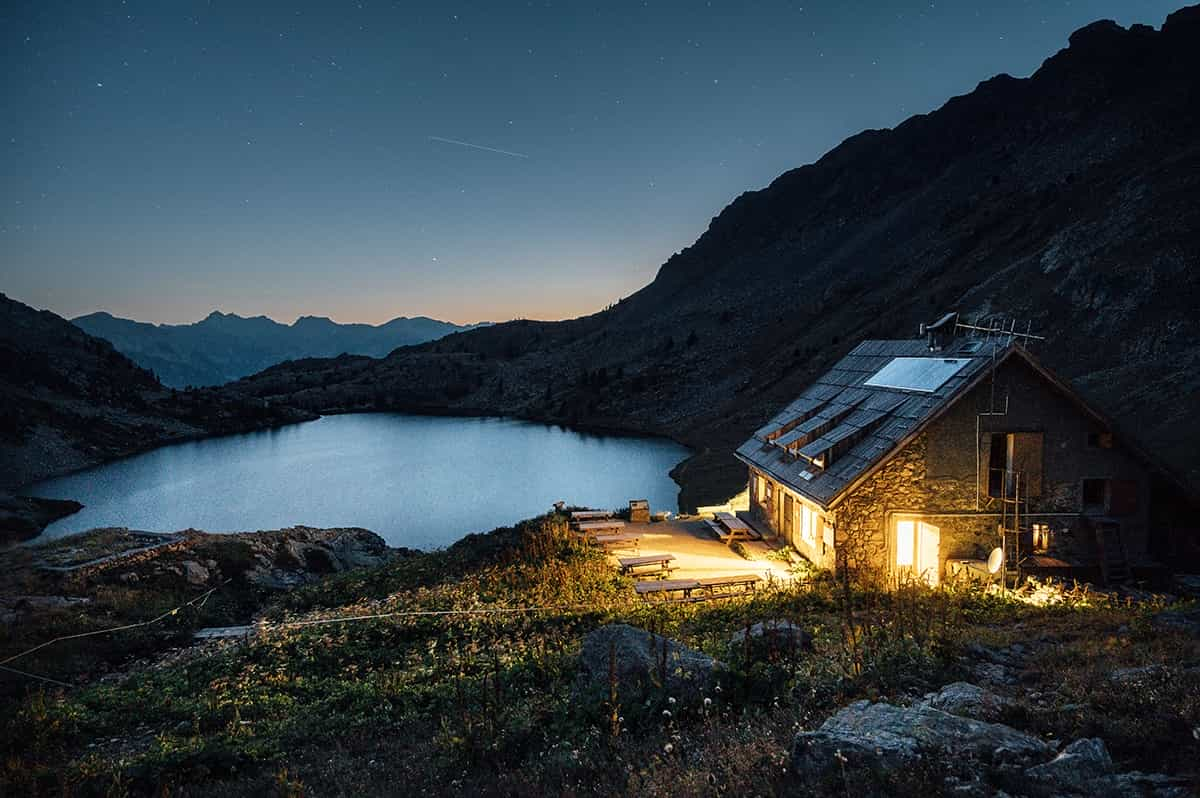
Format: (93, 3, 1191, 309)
(987, 433, 1009, 497)
(1082, 478, 1107, 509)
(1031, 523, 1052, 552)
(987, 431, 1043, 498)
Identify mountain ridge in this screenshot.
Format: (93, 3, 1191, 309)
(222, 7, 1200, 510)
(72, 308, 491, 388)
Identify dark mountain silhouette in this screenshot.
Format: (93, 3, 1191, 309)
(73, 309, 489, 388)
(0, 293, 314, 498)
(224, 8, 1200, 510)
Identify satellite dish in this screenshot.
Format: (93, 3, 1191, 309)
(987, 547, 1004, 574)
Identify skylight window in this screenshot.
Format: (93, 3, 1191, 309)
(863, 357, 971, 393)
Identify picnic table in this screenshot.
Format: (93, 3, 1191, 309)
(577, 519, 627, 534)
(708, 512, 762, 545)
(698, 573, 761, 595)
(571, 510, 614, 522)
(635, 579, 700, 600)
(635, 573, 763, 601)
(617, 553, 676, 578)
(591, 532, 640, 552)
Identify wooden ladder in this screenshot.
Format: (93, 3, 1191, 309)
(1100, 523, 1130, 585)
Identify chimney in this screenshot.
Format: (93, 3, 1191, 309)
(921, 311, 959, 351)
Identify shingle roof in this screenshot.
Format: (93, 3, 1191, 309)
(735, 337, 998, 508)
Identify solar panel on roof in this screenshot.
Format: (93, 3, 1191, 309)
(863, 357, 971, 393)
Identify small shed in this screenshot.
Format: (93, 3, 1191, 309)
(629, 499, 650, 524)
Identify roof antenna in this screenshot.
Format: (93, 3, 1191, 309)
(954, 316, 1045, 349)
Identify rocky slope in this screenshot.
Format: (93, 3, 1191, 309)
(223, 8, 1200, 510)
(74, 309, 490, 388)
(0, 525, 401, 705)
(0, 293, 315, 502)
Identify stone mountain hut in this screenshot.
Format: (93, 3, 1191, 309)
(735, 316, 1197, 586)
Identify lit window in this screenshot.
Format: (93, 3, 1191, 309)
(1032, 523, 1051, 552)
(800, 505, 818, 544)
(896, 520, 915, 566)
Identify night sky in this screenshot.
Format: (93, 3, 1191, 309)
(1, 1, 1180, 326)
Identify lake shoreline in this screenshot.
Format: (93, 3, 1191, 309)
(21, 413, 691, 547)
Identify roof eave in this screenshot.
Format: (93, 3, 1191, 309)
(733, 450, 832, 511)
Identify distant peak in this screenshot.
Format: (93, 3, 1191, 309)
(1067, 19, 1125, 50)
(1165, 5, 1200, 33)
(292, 315, 335, 326)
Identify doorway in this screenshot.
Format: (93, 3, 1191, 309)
(783, 493, 795, 543)
(895, 519, 941, 586)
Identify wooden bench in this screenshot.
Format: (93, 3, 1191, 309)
(618, 553, 676, 578)
(577, 519, 627, 534)
(635, 579, 701, 601)
(698, 573, 762, 596)
(591, 533, 640, 552)
(571, 510, 614, 522)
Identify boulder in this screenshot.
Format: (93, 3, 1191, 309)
(578, 624, 721, 700)
(1171, 574, 1200, 598)
(1108, 664, 1166, 686)
(1024, 738, 1113, 792)
(242, 527, 393, 589)
(916, 682, 1014, 722)
(1151, 606, 1200, 639)
(1094, 771, 1194, 798)
(180, 560, 210, 586)
(727, 619, 813, 660)
(791, 700, 1052, 787)
(1022, 738, 1192, 797)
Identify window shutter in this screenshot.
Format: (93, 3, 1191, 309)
(1011, 432, 1044, 498)
(1109, 479, 1139, 516)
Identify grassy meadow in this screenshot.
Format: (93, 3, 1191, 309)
(2, 513, 1197, 796)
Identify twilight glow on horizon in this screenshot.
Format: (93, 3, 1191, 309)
(0, 0, 1178, 327)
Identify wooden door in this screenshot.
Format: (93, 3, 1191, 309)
(917, 522, 941, 586)
(783, 493, 794, 542)
(896, 519, 941, 586)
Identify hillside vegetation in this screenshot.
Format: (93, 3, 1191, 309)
(0, 293, 315, 497)
(2, 514, 1197, 796)
(225, 9, 1200, 510)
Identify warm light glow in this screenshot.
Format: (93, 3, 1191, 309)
(1032, 523, 1051, 551)
(801, 504, 817, 544)
(896, 520, 915, 566)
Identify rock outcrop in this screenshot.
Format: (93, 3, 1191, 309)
(915, 681, 1015, 723)
(232, 526, 394, 589)
(1151, 605, 1200, 639)
(577, 624, 721, 700)
(0, 493, 82, 543)
(726, 619, 813, 663)
(791, 699, 1051, 780)
(792, 698, 1194, 797)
